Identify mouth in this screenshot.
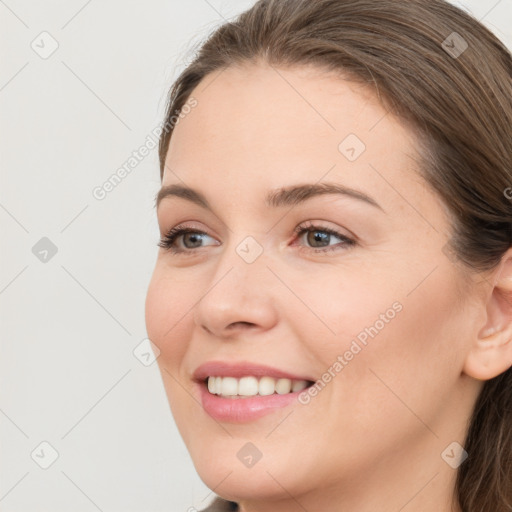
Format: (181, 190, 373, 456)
(193, 361, 317, 422)
(203, 375, 315, 398)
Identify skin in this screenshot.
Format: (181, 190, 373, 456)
(145, 60, 512, 512)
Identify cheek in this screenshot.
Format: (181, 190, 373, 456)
(289, 267, 403, 368)
(299, 264, 464, 437)
(145, 269, 199, 439)
(308, 254, 465, 376)
(144, 268, 194, 369)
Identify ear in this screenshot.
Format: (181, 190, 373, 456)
(463, 248, 512, 381)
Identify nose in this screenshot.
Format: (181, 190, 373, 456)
(192, 247, 279, 339)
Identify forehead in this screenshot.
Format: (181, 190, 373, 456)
(162, 62, 424, 215)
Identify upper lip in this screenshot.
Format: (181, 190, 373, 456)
(193, 361, 315, 382)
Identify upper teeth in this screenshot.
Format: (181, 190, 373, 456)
(207, 376, 309, 397)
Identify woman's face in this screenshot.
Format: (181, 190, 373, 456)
(145, 62, 484, 508)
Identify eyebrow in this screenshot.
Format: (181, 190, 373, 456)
(155, 182, 384, 212)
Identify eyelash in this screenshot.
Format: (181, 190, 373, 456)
(157, 221, 356, 256)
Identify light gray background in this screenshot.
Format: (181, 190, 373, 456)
(1, 1, 510, 511)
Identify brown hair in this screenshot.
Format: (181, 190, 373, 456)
(157, 1, 512, 510)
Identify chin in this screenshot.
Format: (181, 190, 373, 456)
(195, 460, 302, 503)
(185, 433, 315, 503)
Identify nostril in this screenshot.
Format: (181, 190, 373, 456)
(228, 321, 255, 329)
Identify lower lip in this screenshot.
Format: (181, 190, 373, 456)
(197, 381, 308, 423)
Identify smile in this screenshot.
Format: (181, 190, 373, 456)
(206, 375, 311, 398)
(193, 361, 316, 422)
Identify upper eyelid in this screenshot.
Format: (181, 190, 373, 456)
(160, 223, 355, 250)
(160, 222, 350, 238)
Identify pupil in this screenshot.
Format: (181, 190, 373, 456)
(308, 230, 329, 248)
(184, 233, 202, 248)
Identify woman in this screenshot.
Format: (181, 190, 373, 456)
(145, 0, 512, 510)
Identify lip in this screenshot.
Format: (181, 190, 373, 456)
(196, 380, 311, 423)
(193, 360, 315, 382)
(193, 361, 315, 423)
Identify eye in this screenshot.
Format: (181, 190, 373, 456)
(292, 221, 356, 253)
(157, 221, 356, 255)
(157, 224, 218, 254)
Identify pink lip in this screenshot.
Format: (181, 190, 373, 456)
(192, 361, 315, 423)
(196, 381, 310, 423)
(193, 360, 315, 382)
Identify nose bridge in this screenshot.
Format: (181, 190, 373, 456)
(210, 232, 271, 304)
(192, 232, 278, 336)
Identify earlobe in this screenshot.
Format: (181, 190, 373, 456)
(463, 250, 512, 381)
(463, 335, 512, 380)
